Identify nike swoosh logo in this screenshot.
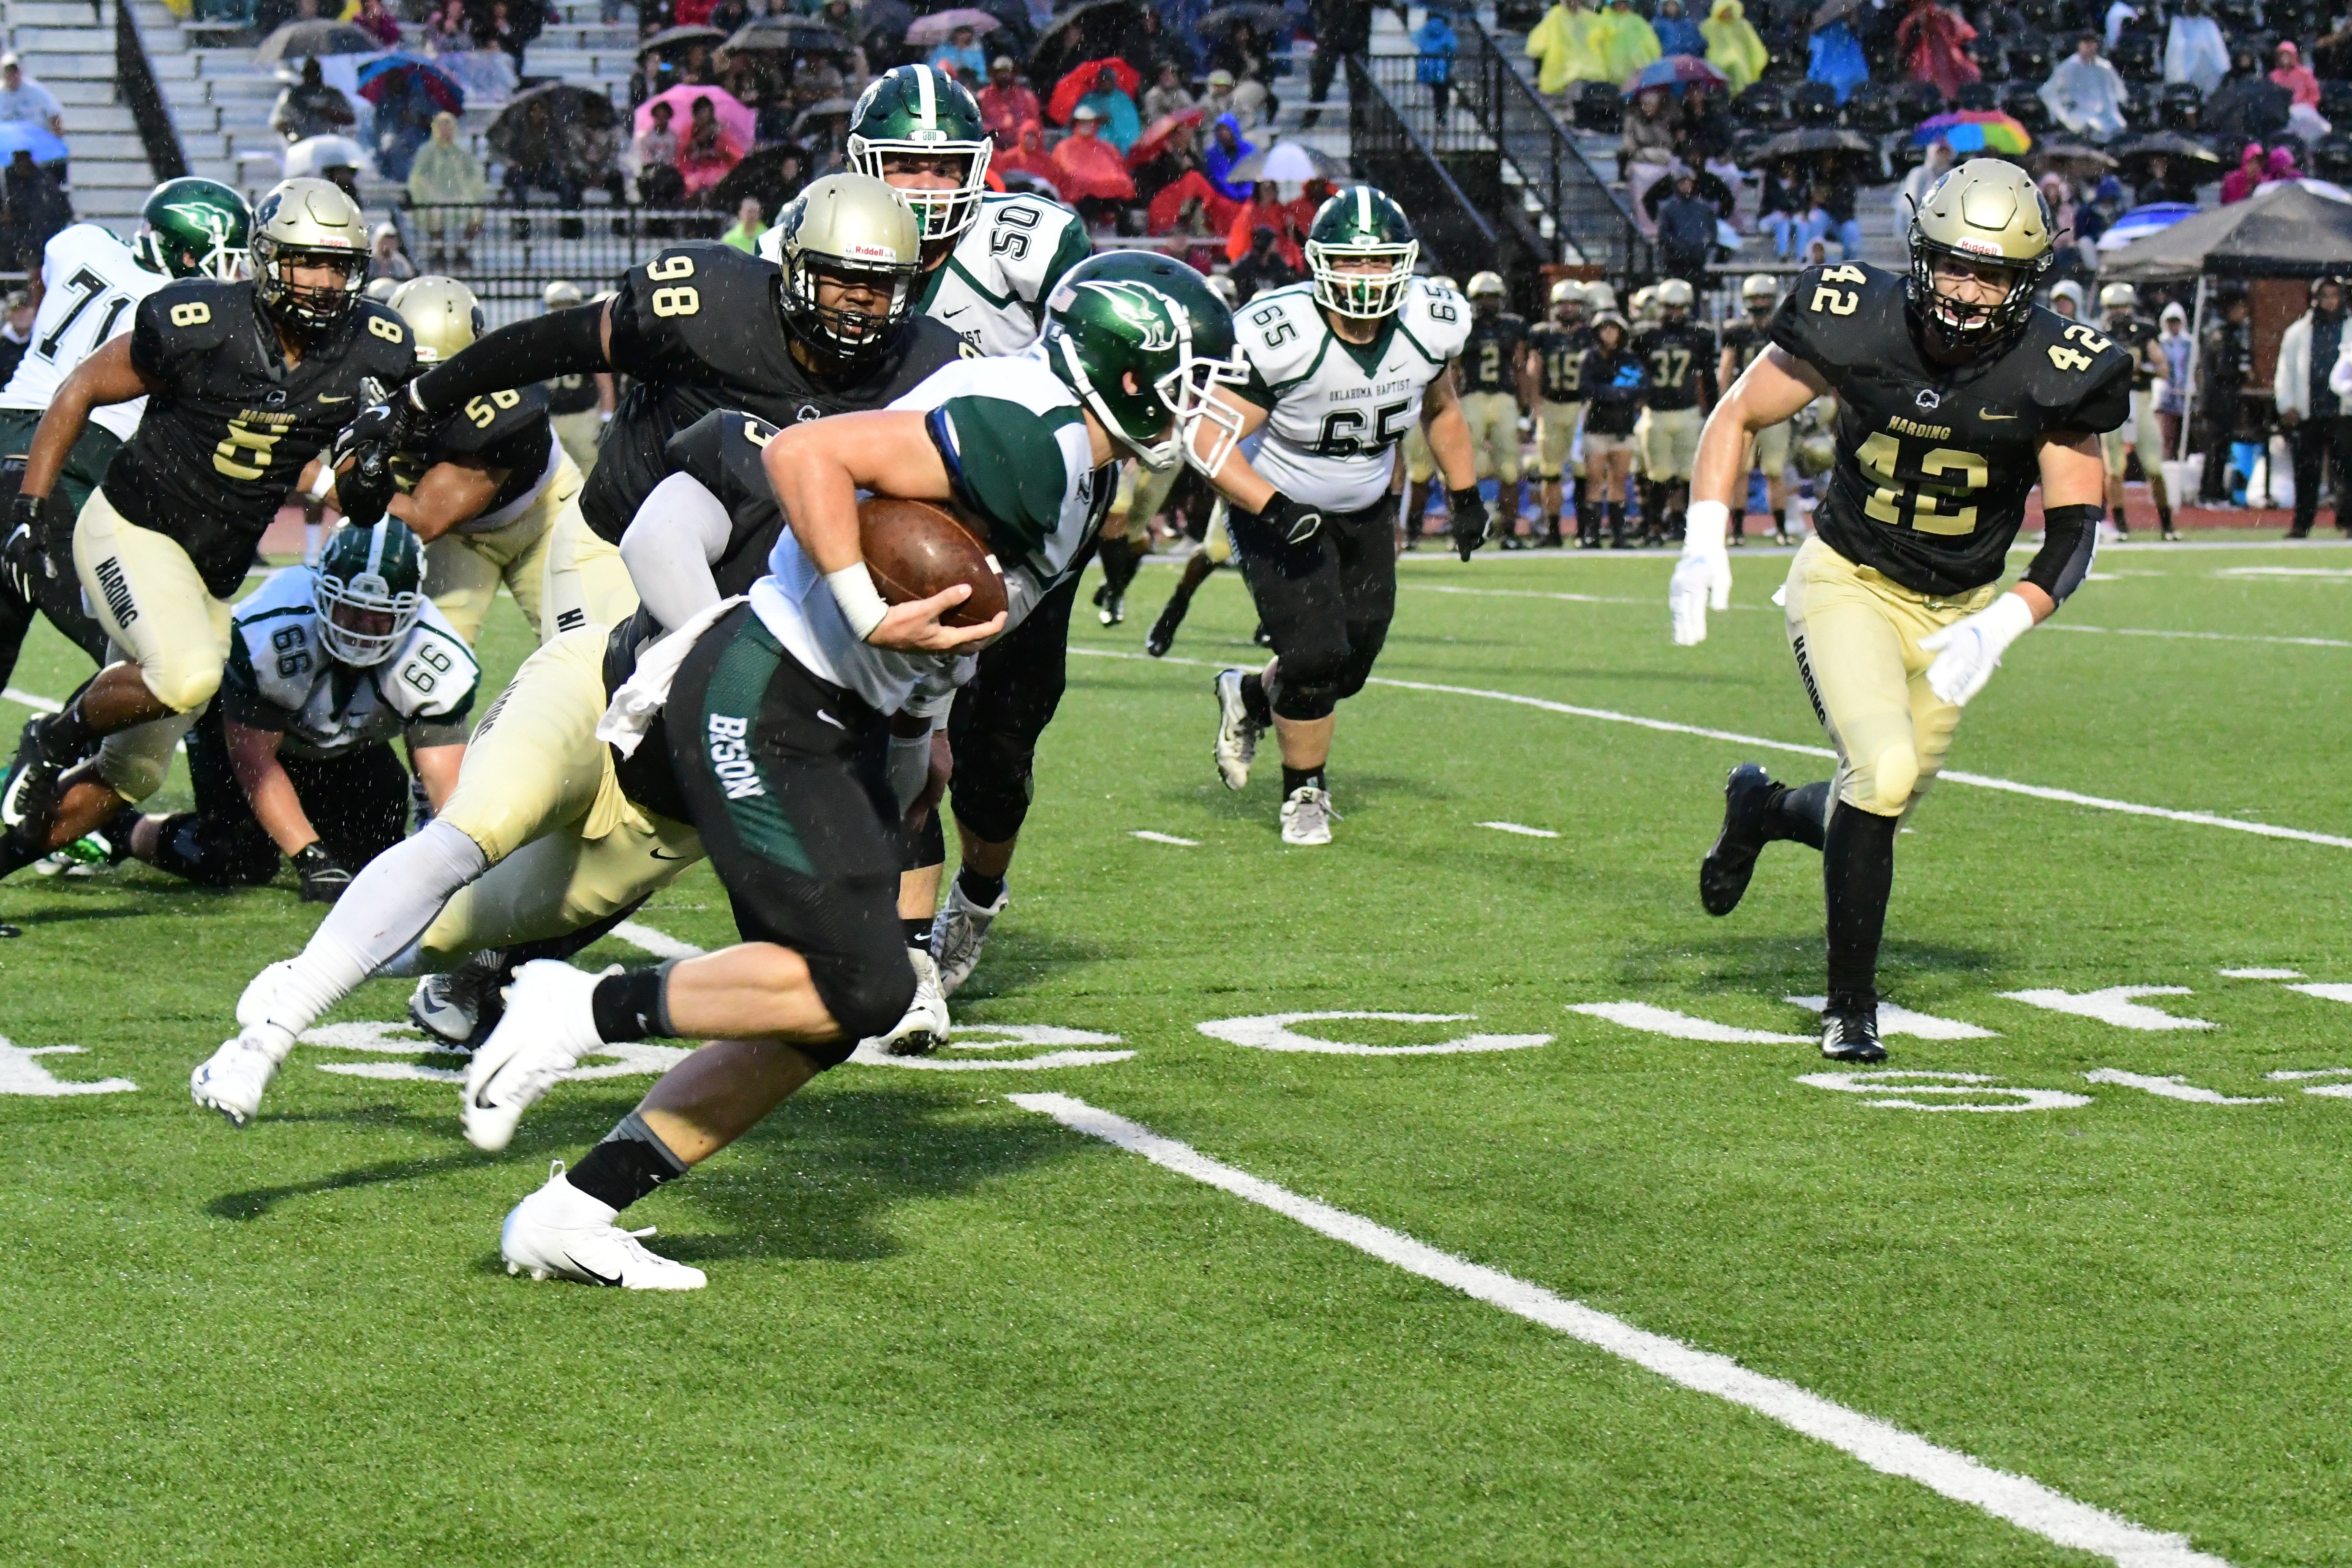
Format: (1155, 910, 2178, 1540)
(816, 709, 844, 730)
(1979, 410, 2020, 421)
(564, 1252, 622, 1287)
(937, 306, 969, 317)
(649, 849, 688, 860)
(317, 394, 353, 404)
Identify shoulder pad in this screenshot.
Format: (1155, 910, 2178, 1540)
(1770, 260, 1900, 376)
(1233, 285, 1324, 381)
(1403, 280, 1473, 357)
(385, 610, 481, 719)
(142, 278, 242, 345)
(2020, 308, 2137, 413)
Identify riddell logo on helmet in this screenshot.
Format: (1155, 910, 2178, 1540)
(1952, 237, 2002, 256)
(846, 242, 892, 259)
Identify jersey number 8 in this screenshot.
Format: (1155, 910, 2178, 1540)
(466, 389, 523, 428)
(169, 300, 212, 328)
(651, 287, 700, 318)
(1856, 430, 1988, 536)
(213, 416, 285, 482)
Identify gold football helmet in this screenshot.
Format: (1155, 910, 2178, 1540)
(390, 276, 485, 364)
(1907, 158, 2055, 345)
(2098, 281, 2138, 314)
(250, 176, 368, 335)
(775, 172, 923, 364)
(1740, 272, 1780, 311)
(1655, 277, 1694, 314)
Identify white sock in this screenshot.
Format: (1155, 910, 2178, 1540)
(262, 820, 490, 1034)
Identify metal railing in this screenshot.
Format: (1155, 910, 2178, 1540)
(395, 204, 730, 319)
(116, 0, 187, 182)
(1344, 55, 1498, 282)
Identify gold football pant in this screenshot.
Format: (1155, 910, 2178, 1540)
(537, 490, 641, 643)
(419, 626, 701, 963)
(70, 487, 232, 802)
(1458, 390, 1522, 483)
(1635, 405, 1702, 483)
(1403, 422, 1435, 485)
(422, 450, 580, 645)
(2099, 390, 2167, 477)
(1782, 537, 1996, 819)
(1748, 419, 1790, 478)
(1534, 398, 1585, 479)
(549, 408, 604, 479)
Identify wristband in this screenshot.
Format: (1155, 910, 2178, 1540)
(1682, 499, 1730, 553)
(1977, 591, 2037, 645)
(306, 463, 336, 502)
(824, 562, 891, 641)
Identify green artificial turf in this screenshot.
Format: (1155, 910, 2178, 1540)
(1, 538, 2346, 1565)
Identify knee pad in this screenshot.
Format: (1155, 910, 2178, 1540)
(91, 740, 176, 806)
(1870, 742, 1919, 814)
(147, 655, 223, 716)
(803, 947, 918, 1064)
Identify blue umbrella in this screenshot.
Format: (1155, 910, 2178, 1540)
(356, 53, 464, 114)
(0, 120, 70, 164)
(2096, 201, 2198, 251)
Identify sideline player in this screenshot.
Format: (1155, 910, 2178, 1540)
(1197, 186, 1482, 846)
(1631, 277, 1715, 546)
(1669, 160, 2127, 1062)
(0, 179, 413, 903)
(1524, 278, 1589, 548)
(118, 519, 474, 898)
(0, 178, 251, 689)
(1715, 273, 1796, 547)
(349, 173, 962, 639)
(1457, 271, 1528, 546)
(536, 280, 612, 477)
(2095, 281, 2177, 540)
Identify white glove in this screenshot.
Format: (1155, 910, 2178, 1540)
(1669, 500, 1733, 645)
(1919, 592, 2036, 706)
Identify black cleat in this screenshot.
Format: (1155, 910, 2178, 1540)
(1145, 601, 1182, 658)
(1699, 762, 1778, 916)
(1818, 1006, 1885, 1062)
(1252, 622, 1273, 648)
(0, 714, 76, 854)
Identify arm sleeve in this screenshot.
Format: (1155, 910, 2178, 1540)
(620, 472, 734, 630)
(405, 705, 473, 751)
(411, 305, 607, 415)
(2022, 502, 2100, 606)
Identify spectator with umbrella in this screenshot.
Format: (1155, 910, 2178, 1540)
(1527, 0, 1609, 95)
(360, 56, 464, 182)
(1759, 155, 1808, 255)
(408, 111, 487, 268)
(1203, 112, 1255, 202)
(2207, 48, 2291, 142)
(502, 91, 584, 205)
(1897, 0, 1979, 102)
(1701, 0, 1768, 95)
(1207, 16, 1278, 101)
(2163, 0, 2227, 95)
(271, 58, 358, 143)
(1653, 0, 1707, 56)
(1048, 103, 1135, 225)
(1075, 61, 1143, 152)
(0, 57, 63, 143)
(1050, 59, 1142, 146)
(1803, 151, 1866, 254)
(678, 94, 747, 202)
(1302, 0, 1373, 129)
(2041, 33, 2129, 142)
(930, 23, 991, 82)
(980, 54, 1042, 146)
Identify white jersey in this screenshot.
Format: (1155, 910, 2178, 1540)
(1233, 277, 1472, 511)
(222, 566, 480, 761)
(0, 223, 168, 442)
(920, 192, 1093, 357)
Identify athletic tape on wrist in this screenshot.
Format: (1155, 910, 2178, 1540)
(825, 562, 890, 641)
(1683, 500, 1731, 552)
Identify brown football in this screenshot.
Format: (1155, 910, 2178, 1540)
(857, 495, 1008, 628)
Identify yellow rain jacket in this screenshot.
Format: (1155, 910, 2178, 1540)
(1702, 0, 1769, 94)
(1526, 0, 1610, 92)
(1594, 3, 1662, 84)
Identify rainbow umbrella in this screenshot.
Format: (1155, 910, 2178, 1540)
(356, 54, 464, 115)
(1913, 109, 2032, 154)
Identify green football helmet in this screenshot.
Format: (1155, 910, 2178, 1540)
(1042, 250, 1246, 476)
(845, 64, 993, 245)
(1306, 185, 1420, 321)
(314, 518, 425, 667)
(133, 177, 251, 281)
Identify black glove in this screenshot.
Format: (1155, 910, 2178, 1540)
(1255, 490, 1325, 547)
(1447, 485, 1490, 561)
(293, 841, 352, 904)
(0, 490, 42, 602)
(341, 382, 432, 460)
(335, 444, 397, 531)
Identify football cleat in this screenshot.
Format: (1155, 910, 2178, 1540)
(190, 1023, 297, 1127)
(1699, 762, 1778, 917)
(0, 715, 71, 847)
(929, 878, 1008, 997)
(501, 1163, 705, 1290)
(409, 949, 509, 1050)
(866, 948, 950, 1055)
(1818, 1006, 1886, 1063)
(235, 958, 300, 1028)
(1279, 785, 1337, 846)
(462, 961, 606, 1152)
(1144, 599, 1183, 657)
(1096, 583, 1125, 626)
(1213, 667, 1261, 791)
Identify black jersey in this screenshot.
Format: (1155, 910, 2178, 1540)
(1771, 260, 2132, 597)
(1525, 321, 1591, 401)
(1462, 310, 1528, 395)
(544, 368, 600, 416)
(1580, 346, 1647, 437)
(587, 241, 970, 543)
(104, 282, 416, 597)
(664, 407, 788, 599)
(1719, 316, 1776, 378)
(1632, 318, 1717, 413)
(2106, 316, 2161, 391)
(403, 381, 557, 521)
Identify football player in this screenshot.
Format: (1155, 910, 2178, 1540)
(0, 178, 413, 905)
(536, 280, 612, 478)
(2095, 281, 2177, 540)
(347, 173, 963, 640)
(1194, 186, 1481, 846)
(1524, 278, 1590, 549)
(1715, 273, 1796, 547)
(1631, 276, 1715, 547)
(0, 178, 251, 691)
(1669, 159, 2129, 1063)
(118, 518, 475, 899)
(1457, 271, 1529, 546)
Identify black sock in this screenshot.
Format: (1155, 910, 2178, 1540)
(902, 915, 933, 948)
(1281, 764, 1326, 795)
(956, 865, 1006, 907)
(1772, 506, 1787, 536)
(35, 699, 96, 760)
(1238, 670, 1274, 727)
(2156, 495, 2173, 528)
(0, 825, 43, 879)
(1823, 802, 1900, 1013)
(1769, 780, 1832, 851)
(590, 962, 675, 1044)
(1606, 501, 1625, 539)
(565, 1109, 690, 1212)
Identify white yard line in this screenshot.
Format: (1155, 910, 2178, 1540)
(610, 920, 705, 959)
(1130, 830, 1200, 846)
(1008, 1093, 2230, 1568)
(1069, 650, 2352, 851)
(1, 686, 61, 714)
(1477, 821, 1560, 838)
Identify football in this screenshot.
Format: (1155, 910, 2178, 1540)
(858, 495, 1007, 627)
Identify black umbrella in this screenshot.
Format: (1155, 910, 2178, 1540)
(1027, 0, 1146, 84)
(2100, 181, 2352, 278)
(1196, 3, 1286, 33)
(714, 143, 811, 213)
(1753, 126, 1874, 159)
(638, 23, 728, 56)
(725, 17, 847, 52)
(254, 20, 380, 61)
(2113, 130, 2222, 163)
(487, 83, 617, 162)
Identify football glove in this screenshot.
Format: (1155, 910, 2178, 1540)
(335, 443, 397, 531)
(341, 382, 432, 459)
(1447, 486, 1489, 561)
(293, 841, 353, 904)
(1669, 499, 1733, 645)
(1256, 491, 1325, 547)
(0, 491, 42, 603)
(1918, 591, 2036, 706)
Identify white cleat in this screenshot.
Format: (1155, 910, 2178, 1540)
(409, 950, 507, 1049)
(928, 879, 1008, 997)
(1279, 785, 1337, 846)
(462, 961, 606, 1152)
(1213, 668, 1262, 791)
(235, 958, 299, 1029)
(190, 1023, 296, 1127)
(500, 1164, 705, 1290)
(866, 949, 950, 1056)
